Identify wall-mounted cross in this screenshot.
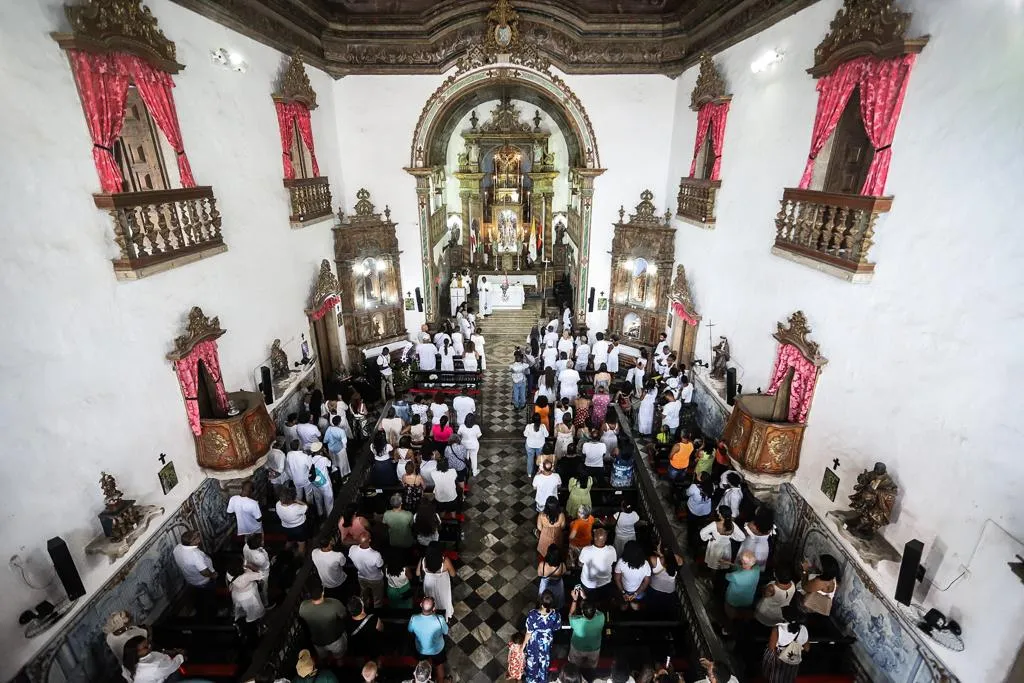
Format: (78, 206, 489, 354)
(832, 458, 840, 470)
(158, 453, 168, 465)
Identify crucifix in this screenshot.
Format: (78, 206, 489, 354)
(158, 452, 168, 465)
(832, 458, 840, 470)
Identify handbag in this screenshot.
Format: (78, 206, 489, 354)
(779, 638, 804, 665)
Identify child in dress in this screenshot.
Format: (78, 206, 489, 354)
(506, 630, 526, 681)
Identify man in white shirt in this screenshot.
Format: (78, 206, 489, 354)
(655, 332, 669, 359)
(377, 348, 394, 401)
(226, 480, 262, 536)
(661, 392, 681, 436)
(104, 611, 147, 682)
(312, 537, 348, 599)
(607, 338, 621, 374)
(574, 338, 590, 372)
(172, 531, 217, 618)
(557, 331, 575, 357)
(479, 276, 492, 316)
(679, 375, 694, 403)
(296, 413, 321, 449)
(286, 440, 313, 502)
(452, 394, 476, 427)
(416, 335, 438, 371)
(578, 529, 617, 603)
(266, 443, 290, 498)
(543, 324, 559, 349)
(558, 365, 581, 401)
(348, 533, 385, 607)
(542, 342, 558, 370)
(581, 432, 608, 480)
(532, 460, 562, 511)
(592, 332, 610, 369)
(122, 637, 185, 683)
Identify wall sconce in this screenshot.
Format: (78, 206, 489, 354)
(210, 48, 248, 73)
(750, 49, 784, 74)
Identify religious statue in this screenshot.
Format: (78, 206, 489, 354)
(100, 472, 123, 509)
(845, 462, 898, 539)
(270, 339, 289, 381)
(555, 222, 566, 246)
(710, 336, 730, 380)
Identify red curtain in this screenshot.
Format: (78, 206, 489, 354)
(67, 50, 131, 193)
(309, 294, 340, 321)
(797, 57, 868, 189)
(174, 339, 228, 436)
(858, 54, 917, 196)
(708, 102, 730, 181)
(291, 104, 321, 177)
(275, 101, 297, 179)
(688, 103, 713, 177)
(120, 55, 197, 188)
(671, 301, 698, 326)
(766, 343, 819, 423)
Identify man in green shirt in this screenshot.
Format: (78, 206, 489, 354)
(567, 585, 605, 671)
(383, 494, 415, 549)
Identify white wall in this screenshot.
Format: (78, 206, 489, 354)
(664, 0, 1024, 679)
(333, 71, 676, 334)
(0, 1, 343, 676)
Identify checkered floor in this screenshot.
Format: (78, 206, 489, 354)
(445, 302, 551, 682)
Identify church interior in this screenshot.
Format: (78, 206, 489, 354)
(1, 0, 1022, 682)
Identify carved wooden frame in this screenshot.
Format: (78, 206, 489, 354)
(167, 307, 226, 361)
(52, 0, 184, 73)
(773, 310, 829, 368)
(272, 50, 318, 109)
(689, 52, 732, 111)
(808, 0, 929, 78)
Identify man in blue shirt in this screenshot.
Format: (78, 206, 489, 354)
(408, 597, 448, 682)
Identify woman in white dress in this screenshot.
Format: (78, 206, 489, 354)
(470, 329, 486, 370)
(439, 338, 456, 372)
(636, 381, 657, 435)
(462, 340, 480, 372)
(226, 558, 265, 626)
(739, 508, 775, 570)
(417, 543, 456, 621)
(553, 412, 574, 458)
(451, 329, 465, 357)
(325, 399, 353, 441)
(699, 506, 746, 570)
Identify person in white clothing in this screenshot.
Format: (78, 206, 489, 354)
(606, 338, 621, 374)
(296, 413, 321, 449)
(470, 329, 487, 370)
(558, 365, 581, 401)
(416, 335, 438, 371)
(172, 531, 217, 618)
(308, 442, 334, 516)
(243, 533, 271, 605)
(557, 330, 575, 357)
(452, 394, 476, 427)
(349, 533, 386, 607)
(614, 541, 652, 609)
(121, 636, 187, 683)
(562, 306, 572, 331)
(592, 332, 610, 369)
(226, 557, 265, 627)
(679, 375, 694, 403)
(661, 392, 681, 435)
(377, 347, 395, 400)
(574, 338, 590, 371)
(312, 537, 348, 597)
(720, 471, 744, 518)
(543, 324, 559, 349)
(104, 611, 148, 683)
(458, 413, 483, 476)
(285, 440, 314, 502)
(479, 276, 493, 316)
(266, 444, 290, 499)
(578, 529, 617, 603)
(655, 332, 669, 360)
(532, 459, 562, 511)
(451, 329, 465, 357)
(542, 342, 558, 370)
(226, 480, 262, 536)
(695, 657, 739, 683)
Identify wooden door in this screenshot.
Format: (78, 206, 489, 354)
(311, 315, 342, 382)
(115, 86, 168, 192)
(823, 89, 874, 195)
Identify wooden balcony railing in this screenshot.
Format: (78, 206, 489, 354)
(93, 186, 226, 280)
(773, 187, 892, 280)
(676, 176, 721, 226)
(283, 176, 332, 225)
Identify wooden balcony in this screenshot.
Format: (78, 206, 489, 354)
(93, 186, 226, 280)
(676, 176, 721, 227)
(283, 176, 333, 226)
(773, 188, 893, 282)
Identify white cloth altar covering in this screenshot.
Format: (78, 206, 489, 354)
(450, 286, 467, 316)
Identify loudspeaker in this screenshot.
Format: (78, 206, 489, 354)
(415, 287, 424, 312)
(47, 537, 85, 602)
(259, 365, 274, 405)
(726, 367, 738, 405)
(587, 288, 595, 313)
(895, 539, 924, 606)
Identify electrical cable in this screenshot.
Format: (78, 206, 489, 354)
(9, 557, 55, 591)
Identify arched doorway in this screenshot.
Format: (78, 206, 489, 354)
(406, 64, 604, 323)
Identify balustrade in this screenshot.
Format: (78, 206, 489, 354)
(676, 177, 721, 226)
(773, 188, 892, 279)
(283, 176, 333, 225)
(93, 186, 225, 280)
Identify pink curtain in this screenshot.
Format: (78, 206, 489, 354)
(309, 294, 340, 321)
(67, 50, 131, 193)
(708, 102, 730, 181)
(174, 339, 228, 436)
(766, 343, 819, 423)
(797, 57, 868, 189)
(274, 101, 297, 179)
(291, 103, 321, 177)
(858, 54, 916, 196)
(671, 301, 698, 326)
(688, 103, 713, 177)
(120, 55, 196, 188)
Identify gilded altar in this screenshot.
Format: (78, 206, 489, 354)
(607, 190, 675, 346)
(334, 189, 407, 358)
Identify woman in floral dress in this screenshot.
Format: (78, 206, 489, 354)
(590, 385, 611, 427)
(524, 591, 562, 683)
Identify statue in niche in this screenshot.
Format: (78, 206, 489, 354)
(270, 339, 289, 381)
(555, 222, 566, 246)
(710, 336, 730, 380)
(845, 462, 898, 539)
(468, 142, 479, 164)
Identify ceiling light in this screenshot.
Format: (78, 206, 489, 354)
(210, 48, 248, 73)
(751, 49, 783, 74)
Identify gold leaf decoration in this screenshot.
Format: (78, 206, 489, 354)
(273, 50, 318, 110)
(56, 0, 183, 73)
(690, 52, 730, 111)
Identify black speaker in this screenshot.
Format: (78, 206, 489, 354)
(415, 287, 424, 312)
(259, 365, 274, 405)
(47, 537, 85, 602)
(895, 539, 924, 606)
(587, 288, 595, 313)
(726, 367, 738, 405)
